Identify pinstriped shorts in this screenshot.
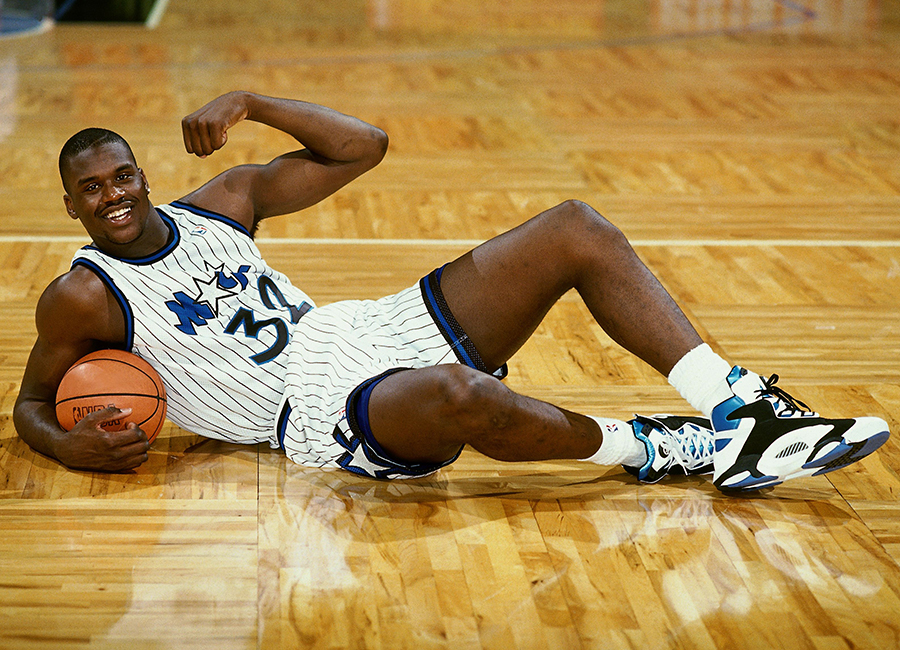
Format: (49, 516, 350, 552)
(275, 266, 506, 479)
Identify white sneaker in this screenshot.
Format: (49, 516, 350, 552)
(711, 367, 890, 492)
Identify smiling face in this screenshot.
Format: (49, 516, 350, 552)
(61, 140, 166, 257)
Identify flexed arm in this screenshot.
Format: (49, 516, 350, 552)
(178, 91, 389, 231)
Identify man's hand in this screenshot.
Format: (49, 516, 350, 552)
(53, 406, 151, 472)
(181, 91, 251, 158)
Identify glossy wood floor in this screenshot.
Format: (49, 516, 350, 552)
(2, 0, 900, 648)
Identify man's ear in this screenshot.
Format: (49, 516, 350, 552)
(63, 195, 77, 220)
(140, 169, 150, 193)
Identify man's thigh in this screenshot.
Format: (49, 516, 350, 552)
(438, 201, 597, 369)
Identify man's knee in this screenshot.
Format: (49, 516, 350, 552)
(548, 199, 629, 252)
(429, 365, 513, 432)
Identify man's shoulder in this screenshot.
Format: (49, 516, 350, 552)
(41, 265, 110, 311)
(36, 266, 121, 344)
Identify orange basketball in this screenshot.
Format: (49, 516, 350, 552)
(55, 349, 167, 443)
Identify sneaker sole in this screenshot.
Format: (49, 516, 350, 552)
(716, 417, 890, 493)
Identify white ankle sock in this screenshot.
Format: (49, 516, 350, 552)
(582, 416, 647, 466)
(667, 343, 734, 418)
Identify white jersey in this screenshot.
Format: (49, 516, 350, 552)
(71, 201, 315, 445)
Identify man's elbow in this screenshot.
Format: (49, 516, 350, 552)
(12, 399, 38, 448)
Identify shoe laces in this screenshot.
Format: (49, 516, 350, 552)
(669, 425, 714, 469)
(758, 374, 814, 416)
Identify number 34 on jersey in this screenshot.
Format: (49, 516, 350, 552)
(165, 264, 312, 365)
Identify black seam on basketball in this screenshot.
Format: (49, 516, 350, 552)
(66, 360, 165, 412)
(137, 396, 164, 426)
(72, 357, 158, 386)
(57, 393, 166, 404)
(58, 394, 166, 431)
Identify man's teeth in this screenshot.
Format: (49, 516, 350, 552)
(107, 207, 130, 222)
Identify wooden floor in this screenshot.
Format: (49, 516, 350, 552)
(2, 0, 900, 648)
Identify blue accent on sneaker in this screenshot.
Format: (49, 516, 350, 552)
(728, 474, 780, 490)
(804, 440, 853, 469)
(632, 424, 655, 480)
(712, 395, 744, 431)
(806, 429, 889, 474)
(711, 367, 749, 432)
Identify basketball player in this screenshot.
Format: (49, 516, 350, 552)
(14, 90, 890, 492)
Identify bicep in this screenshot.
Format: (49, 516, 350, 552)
(13, 328, 96, 457)
(250, 149, 378, 218)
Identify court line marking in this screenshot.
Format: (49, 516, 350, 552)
(1, 236, 897, 248)
(258, 238, 900, 248)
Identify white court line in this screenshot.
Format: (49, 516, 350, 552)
(1, 236, 898, 247)
(255, 238, 900, 248)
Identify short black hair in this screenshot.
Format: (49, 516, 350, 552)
(59, 128, 136, 189)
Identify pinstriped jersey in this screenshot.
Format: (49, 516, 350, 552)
(70, 201, 315, 445)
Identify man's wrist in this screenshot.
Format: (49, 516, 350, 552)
(239, 91, 264, 123)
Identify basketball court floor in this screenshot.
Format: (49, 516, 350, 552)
(1, 0, 899, 648)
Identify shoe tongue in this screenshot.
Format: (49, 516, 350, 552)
(733, 370, 768, 401)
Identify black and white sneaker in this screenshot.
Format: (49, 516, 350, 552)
(711, 367, 890, 492)
(624, 414, 715, 483)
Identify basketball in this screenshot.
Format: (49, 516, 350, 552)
(55, 349, 167, 443)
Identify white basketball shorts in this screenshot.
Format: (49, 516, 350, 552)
(275, 266, 506, 479)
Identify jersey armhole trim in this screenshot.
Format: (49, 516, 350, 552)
(71, 258, 136, 351)
(170, 200, 253, 238)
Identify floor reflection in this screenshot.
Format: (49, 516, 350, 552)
(263, 460, 895, 646)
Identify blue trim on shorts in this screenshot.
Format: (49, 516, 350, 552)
(421, 267, 476, 368)
(276, 402, 292, 451)
(338, 369, 462, 479)
(419, 265, 508, 378)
